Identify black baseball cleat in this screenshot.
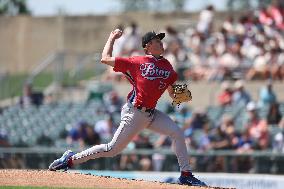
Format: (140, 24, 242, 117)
(178, 174, 207, 187)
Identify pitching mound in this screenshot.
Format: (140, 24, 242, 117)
(0, 169, 228, 189)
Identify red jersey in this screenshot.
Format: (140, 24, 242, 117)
(114, 55, 177, 109)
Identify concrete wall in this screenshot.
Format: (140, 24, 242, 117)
(0, 16, 60, 73)
(0, 12, 210, 73)
(1, 10, 251, 74)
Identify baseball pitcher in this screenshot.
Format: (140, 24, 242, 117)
(49, 29, 206, 187)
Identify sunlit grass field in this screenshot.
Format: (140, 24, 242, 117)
(0, 69, 98, 100)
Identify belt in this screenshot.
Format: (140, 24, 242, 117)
(136, 105, 155, 114)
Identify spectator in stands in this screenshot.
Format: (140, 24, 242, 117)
(245, 102, 270, 150)
(246, 49, 270, 80)
(197, 5, 215, 37)
(19, 83, 43, 108)
(273, 130, 284, 153)
(231, 128, 254, 172)
(66, 121, 101, 149)
(206, 120, 234, 172)
(192, 124, 212, 172)
(185, 46, 208, 81)
(219, 46, 242, 79)
(134, 133, 153, 171)
(267, 103, 282, 125)
(163, 25, 183, 47)
(0, 129, 12, 168)
(163, 26, 188, 73)
(119, 22, 141, 57)
(184, 29, 202, 51)
(274, 118, 284, 157)
(267, 2, 284, 30)
(152, 135, 171, 171)
(211, 120, 230, 145)
(268, 47, 284, 80)
(222, 16, 235, 34)
(211, 114, 237, 151)
(258, 80, 277, 108)
(0, 129, 10, 148)
(206, 45, 223, 81)
(120, 133, 153, 171)
(232, 80, 251, 106)
(259, 6, 274, 27)
(245, 37, 282, 81)
(272, 104, 284, 156)
(196, 124, 211, 152)
(0, 129, 23, 168)
(183, 108, 209, 138)
(119, 152, 139, 171)
(218, 114, 235, 136)
(164, 39, 188, 72)
(235, 129, 254, 152)
(217, 81, 233, 107)
(172, 104, 191, 127)
(43, 92, 57, 106)
(94, 114, 117, 143)
(103, 90, 124, 114)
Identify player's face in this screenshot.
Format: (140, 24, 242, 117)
(146, 38, 164, 56)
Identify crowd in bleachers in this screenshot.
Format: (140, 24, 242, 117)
(96, 2, 284, 172)
(1, 2, 284, 172)
(103, 2, 284, 82)
(1, 80, 284, 172)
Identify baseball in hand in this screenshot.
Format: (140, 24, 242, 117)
(114, 29, 122, 33)
(112, 29, 122, 39)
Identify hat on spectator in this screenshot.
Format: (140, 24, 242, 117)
(246, 101, 257, 111)
(234, 80, 244, 89)
(142, 31, 165, 48)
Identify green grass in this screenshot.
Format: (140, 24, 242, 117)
(0, 69, 100, 100)
(0, 72, 53, 100)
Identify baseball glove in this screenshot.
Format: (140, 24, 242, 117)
(172, 84, 192, 107)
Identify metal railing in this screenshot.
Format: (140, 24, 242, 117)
(1, 147, 283, 173)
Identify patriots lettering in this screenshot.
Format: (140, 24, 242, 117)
(140, 63, 170, 80)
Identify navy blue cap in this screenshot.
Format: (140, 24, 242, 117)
(142, 31, 165, 48)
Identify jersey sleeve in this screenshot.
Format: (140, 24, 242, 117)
(166, 58, 178, 85)
(169, 71, 178, 85)
(113, 57, 133, 73)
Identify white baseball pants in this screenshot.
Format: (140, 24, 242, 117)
(71, 103, 191, 171)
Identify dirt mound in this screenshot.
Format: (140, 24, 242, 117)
(0, 169, 228, 189)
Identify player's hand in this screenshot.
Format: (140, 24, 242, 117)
(110, 29, 123, 40)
